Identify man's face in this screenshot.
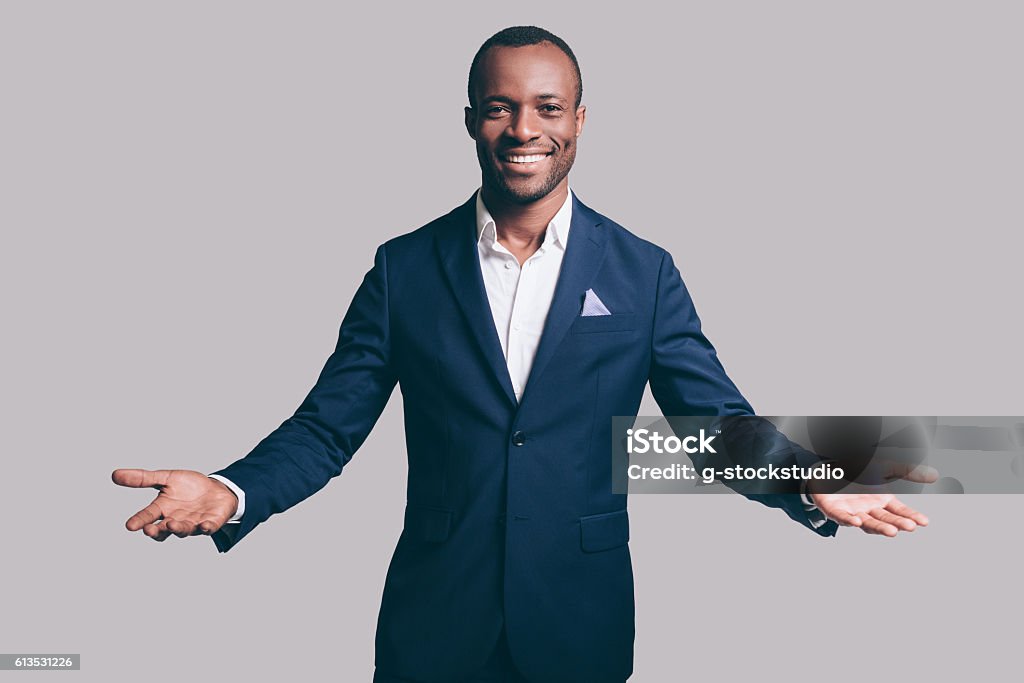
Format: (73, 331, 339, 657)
(465, 43, 586, 204)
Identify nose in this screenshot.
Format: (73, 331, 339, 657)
(506, 109, 542, 143)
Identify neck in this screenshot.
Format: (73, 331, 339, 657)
(480, 181, 569, 243)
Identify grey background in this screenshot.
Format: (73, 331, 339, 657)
(1, 1, 1020, 680)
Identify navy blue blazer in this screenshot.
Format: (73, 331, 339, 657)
(211, 193, 838, 682)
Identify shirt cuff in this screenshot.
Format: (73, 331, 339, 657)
(800, 481, 828, 530)
(208, 474, 245, 523)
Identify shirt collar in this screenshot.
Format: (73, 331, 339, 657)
(475, 188, 573, 250)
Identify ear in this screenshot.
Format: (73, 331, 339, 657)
(574, 104, 587, 138)
(464, 106, 477, 140)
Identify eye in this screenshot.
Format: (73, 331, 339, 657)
(485, 106, 509, 118)
(540, 104, 563, 115)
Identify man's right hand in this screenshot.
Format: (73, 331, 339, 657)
(111, 469, 239, 542)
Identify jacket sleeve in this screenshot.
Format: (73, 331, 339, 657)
(647, 250, 838, 537)
(210, 244, 398, 552)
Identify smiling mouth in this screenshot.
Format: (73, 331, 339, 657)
(503, 152, 552, 164)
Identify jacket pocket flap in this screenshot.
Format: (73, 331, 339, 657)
(403, 504, 452, 543)
(580, 509, 629, 552)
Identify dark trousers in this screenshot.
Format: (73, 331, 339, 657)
(372, 625, 530, 683)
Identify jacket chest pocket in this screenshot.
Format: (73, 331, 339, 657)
(570, 313, 637, 335)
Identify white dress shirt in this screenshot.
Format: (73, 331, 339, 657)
(475, 188, 572, 402)
(212, 187, 825, 528)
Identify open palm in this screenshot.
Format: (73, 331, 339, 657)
(112, 468, 238, 541)
(810, 492, 929, 537)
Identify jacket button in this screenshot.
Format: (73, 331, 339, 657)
(511, 430, 526, 446)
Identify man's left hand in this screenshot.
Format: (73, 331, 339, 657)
(810, 493, 929, 536)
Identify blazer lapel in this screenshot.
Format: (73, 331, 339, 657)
(521, 195, 608, 401)
(436, 195, 518, 407)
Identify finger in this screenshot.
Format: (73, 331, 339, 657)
(904, 464, 940, 484)
(143, 520, 172, 542)
(885, 499, 929, 526)
(886, 462, 940, 483)
(164, 518, 198, 538)
(826, 509, 863, 527)
(112, 469, 171, 489)
(197, 519, 221, 535)
(869, 507, 916, 532)
(856, 514, 899, 537)
(126, 501, 163, 531)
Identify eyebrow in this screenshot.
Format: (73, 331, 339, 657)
(480, 93, 569, 104)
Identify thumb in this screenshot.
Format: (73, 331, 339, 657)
(111, 468, 172, 489)
(892, 463, 940, 484)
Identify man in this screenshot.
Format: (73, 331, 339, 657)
(113, 26, 930, 682)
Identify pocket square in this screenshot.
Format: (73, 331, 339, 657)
(581, 288, 612, 316)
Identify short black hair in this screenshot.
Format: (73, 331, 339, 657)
(467, 26, 583, 109)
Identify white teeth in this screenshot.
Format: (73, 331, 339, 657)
(506, 154, 548, 163)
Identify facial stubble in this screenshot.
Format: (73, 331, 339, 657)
(476, 136, 577, 205)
